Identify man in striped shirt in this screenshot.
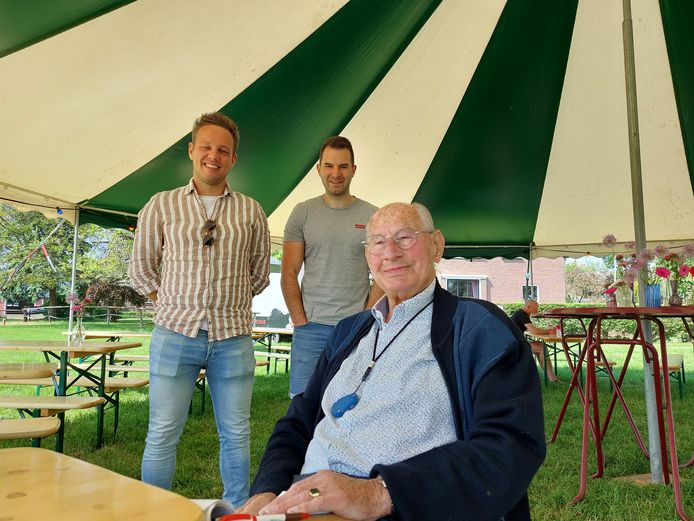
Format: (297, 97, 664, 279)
(128, 112, 270, 506)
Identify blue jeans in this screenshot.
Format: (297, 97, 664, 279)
(289, 322, 334, 397)
(141, 325, 255, 506)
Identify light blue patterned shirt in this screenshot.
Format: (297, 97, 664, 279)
(301, 279, 457, 477)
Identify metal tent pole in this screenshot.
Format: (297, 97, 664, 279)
(66, 209, 80, 341)
(622, 0, 661, 483)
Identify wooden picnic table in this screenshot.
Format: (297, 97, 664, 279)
(0, 447, 202, 521)
(0, 340, 141, 451)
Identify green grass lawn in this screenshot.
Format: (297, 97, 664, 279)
(2, 320, 694, 519)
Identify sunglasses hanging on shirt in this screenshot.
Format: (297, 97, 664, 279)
(203, 220, 216, 247)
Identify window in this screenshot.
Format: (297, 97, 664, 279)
(447, 278, 480, 298)
(522, 285, 539, 300)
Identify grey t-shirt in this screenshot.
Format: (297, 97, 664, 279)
(284, 196, 377, 325)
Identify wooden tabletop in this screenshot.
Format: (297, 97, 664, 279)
(0, 448, 202, 521)
(541, 305, 694, 318)
(62, 330, 152, 339)
(0, 340, 141, 357)
(0, 362, 57, 379)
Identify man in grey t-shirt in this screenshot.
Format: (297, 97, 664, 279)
(282, 136, 382, 397)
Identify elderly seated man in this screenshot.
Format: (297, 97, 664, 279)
(511, 299, 560, 382)
(239, 203, 545, 521)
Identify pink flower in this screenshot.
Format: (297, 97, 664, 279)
(604, 287, 617, 295)
(67, 293, 79, 304)
(655, 267, 671, 278)
(71, 304, 83, 313)
(602, 234, 617, 248)
(625, 241, 636, 251)
(690, 266, 694, 277)
(680, 264, 691, 277)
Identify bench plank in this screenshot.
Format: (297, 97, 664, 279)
(254, 351, 291, 360)
(0, 395, 105, 416)
(0, 417, 61, 440)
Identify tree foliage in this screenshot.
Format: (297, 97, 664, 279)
(0, 204, 134, 306)
(85, 281, 145, 307)
(565, 261, 612, 303)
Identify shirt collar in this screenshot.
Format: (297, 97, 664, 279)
(184, 179, 232, 196)
(372, 278, 436, 328)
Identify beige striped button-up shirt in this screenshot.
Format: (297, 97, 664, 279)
(128, 180, 270, 341)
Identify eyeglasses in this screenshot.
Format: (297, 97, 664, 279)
(203, 220, 216, 247)
(362, 229, 432, 255)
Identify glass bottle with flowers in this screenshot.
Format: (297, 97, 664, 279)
(67, 293, 91, 345)
(655, 248, 694, 306)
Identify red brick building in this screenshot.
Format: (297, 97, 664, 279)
(437, 257, 566, 304)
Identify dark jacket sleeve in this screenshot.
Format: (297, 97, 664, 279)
(372, 313, 546, 521)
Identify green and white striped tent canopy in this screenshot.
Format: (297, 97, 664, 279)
(1, 0, 693, 258)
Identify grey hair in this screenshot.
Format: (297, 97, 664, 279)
(412, 202, 435, 232)
(366, 202, 436, 235)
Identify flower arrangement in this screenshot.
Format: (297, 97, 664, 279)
(601, 235, 694, 305)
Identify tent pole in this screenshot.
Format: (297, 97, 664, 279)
(528, 243, 535, 299)
(66, 209, 80, 345)
(622, 0, 661, 483)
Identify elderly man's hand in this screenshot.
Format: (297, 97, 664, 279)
(235, 492, 276, 515)
(258, 470, 392, 521)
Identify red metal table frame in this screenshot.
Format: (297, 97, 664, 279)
(539, 306, 694, 521)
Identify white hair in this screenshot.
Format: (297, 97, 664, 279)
(366, 202, 436, 235)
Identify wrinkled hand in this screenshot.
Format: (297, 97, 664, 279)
(235, 492, 276, 515)
(258, 470, 392, 521)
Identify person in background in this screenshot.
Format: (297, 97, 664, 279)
(239, 202, 545, 521)
(511, 299, 560, 382)
(129, 112, 270, 506)
(281, 136, 382, 397)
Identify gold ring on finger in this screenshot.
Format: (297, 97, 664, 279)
(309, 487, 320, 498)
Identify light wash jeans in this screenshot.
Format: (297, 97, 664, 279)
(289, 322, 334, 397)
(141, 325, 255, 506)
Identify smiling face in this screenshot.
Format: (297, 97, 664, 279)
(366, 203, 445, 310)
(316, 146, 356, 197)
(188, 124, 237, 195)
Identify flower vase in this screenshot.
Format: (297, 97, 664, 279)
(645, 284, 661, 307)
(616, 285, 633, 307)
(669, 279, 683, 306)
(606, 294, 617, 308)
(71, 317, 84, 346)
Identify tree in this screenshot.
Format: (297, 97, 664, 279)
(80, 226, 134, 283)
(565, 261, 612, 303)
(0, 205, 134, 307)
(0, 205, 82, 306)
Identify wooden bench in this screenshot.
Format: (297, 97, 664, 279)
(0, 362, 57, 379)
(0, 376, 148, 435)
(0, 416, 61, 441)
(254, 351, 290, 374)
(0, 395, 105, 417)
(667, 353, 686, 399)
(113, 354, 150, 362)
